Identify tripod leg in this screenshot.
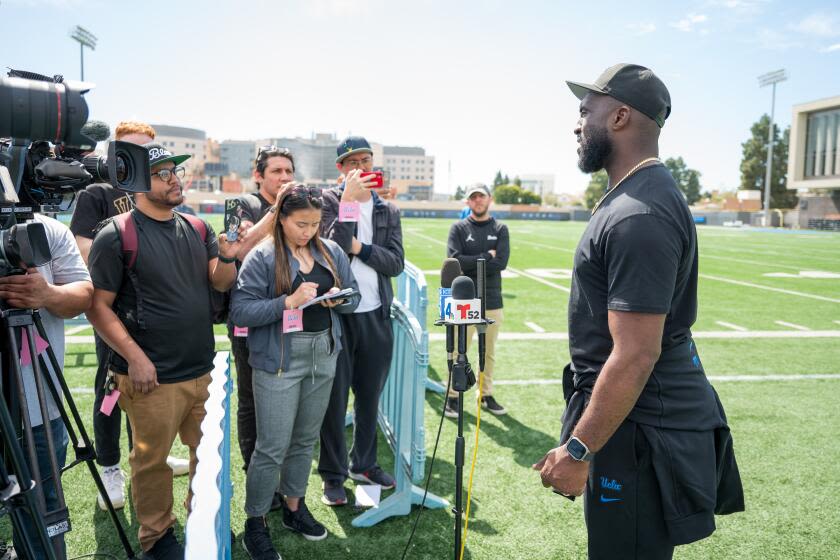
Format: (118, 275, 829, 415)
(31, 313, 137, 559)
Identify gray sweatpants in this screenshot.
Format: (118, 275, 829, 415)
(244, 329, 337, 517)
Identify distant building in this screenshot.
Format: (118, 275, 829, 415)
(787, 95, 840, 229)
(383, 146, 435, 200)
(151, 124, 207, 179)
(220, 140, 256, 178)
(256, 133, 338, 186)
(518, 174, 555, 198)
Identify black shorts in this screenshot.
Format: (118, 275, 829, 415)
(583, 421, 720, 560)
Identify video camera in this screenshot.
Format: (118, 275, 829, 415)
(0, 68, 151, 276)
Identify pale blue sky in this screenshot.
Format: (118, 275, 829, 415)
(3, 0, 840, 194)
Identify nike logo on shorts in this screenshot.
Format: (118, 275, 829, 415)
(599, 495, 622, 503)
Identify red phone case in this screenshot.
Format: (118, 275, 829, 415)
(360, 171, 384, 188)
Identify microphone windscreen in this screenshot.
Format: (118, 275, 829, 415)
(451, 275, 475, 300)
(440, 258, 462, 288)
(80, 120, 112, 142)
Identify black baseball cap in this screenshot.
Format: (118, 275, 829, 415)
(336, 136, 373, 164)
(144, 142, 191, 168)
(566, 63, 671, 127)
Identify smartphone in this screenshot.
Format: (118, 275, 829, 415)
(360, 170, 384, 188)
(224, 199, 243, 241)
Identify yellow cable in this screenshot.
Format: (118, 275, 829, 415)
(459, 369, 484, 560)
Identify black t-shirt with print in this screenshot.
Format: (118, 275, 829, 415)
(568, 164, 724, 430)
(89, 210, 219, 382)
(70, 183, 134, 239)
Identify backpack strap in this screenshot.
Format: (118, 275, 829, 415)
(113, 211, 146, 330)
(176, 212, 208, 243)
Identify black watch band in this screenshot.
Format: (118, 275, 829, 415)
(219, 255, 236, 264)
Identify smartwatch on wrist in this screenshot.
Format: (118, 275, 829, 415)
(566, 436, 594, 462)
(219, 254, 236, 264)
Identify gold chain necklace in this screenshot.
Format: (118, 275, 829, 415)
(591, 157, 661, 215)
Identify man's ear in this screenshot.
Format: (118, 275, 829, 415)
(611, 105, 632, 131)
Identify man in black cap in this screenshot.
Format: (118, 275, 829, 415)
(87, 144, 239, 559)
(317, 136, 404, 506)
(533, 64, 744, 559)
(444, 183, 510, 417)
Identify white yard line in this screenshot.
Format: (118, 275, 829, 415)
(64, 325, 90, 335)
(715, 321, 748, 332)
(774, 320, 811, 331)
(700, 253, 819, 272)
(494, 373, 840, 386)
(699, 274, 840, 304)
(515, 240, 576, 254)
(524, 322, 546, 333)
(834, 320, 840, 326)
(408, 231, 447, 247)
(507, 267, 571, 293)
(427, 330, 840, 342)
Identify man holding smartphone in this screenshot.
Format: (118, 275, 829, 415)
(318, 136, 405, 506)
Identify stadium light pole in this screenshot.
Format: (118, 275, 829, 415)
(69, 25, 98, 81)
(758, 69, 788, 227)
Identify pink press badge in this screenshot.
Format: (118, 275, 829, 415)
(100, 390, 121, 416)
(339, 201, 360, 222)
(233, 326, 249, 337)
(283, 309, 303, 333)
(19, 330, 50, 367)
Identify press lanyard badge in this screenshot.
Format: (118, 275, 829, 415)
(100, 372, 120, 416)
(283, 309, 303, 333)
(339, 201, 360, 222)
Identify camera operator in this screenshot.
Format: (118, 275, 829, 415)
(70, 121, 192, 514)
(86, 145, 238, 559)
(0, 214, 93, 560)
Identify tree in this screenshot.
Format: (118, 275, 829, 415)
(493, 184, 542, 204)
(664, 157, 703, 205)
(452, 185, 466, 200)
(739, 115, 797, 209)
(503, 174, 510, 185)
(493, 170, 504, 188)
(514, 176, 522, 187)
(583, 170, 609, 210)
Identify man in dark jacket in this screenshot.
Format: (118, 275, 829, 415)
(445, 184, 510, 417)
(318, 136, 405, 506)
(533, 64, 743, 560)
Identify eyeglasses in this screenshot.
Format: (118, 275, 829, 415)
(151, 166, 186, 182)
(341, 156, 372, 169)
(289, 184, 322, 197)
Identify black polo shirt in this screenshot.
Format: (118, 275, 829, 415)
(568, 164, 723, 430)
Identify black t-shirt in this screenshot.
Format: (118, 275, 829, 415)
(89, 210, 220, 382)
(238, 192, 273, 225)
(292, 261, 335, 332)
(70, 183, 133, 239)
(568, 164, 723, 430)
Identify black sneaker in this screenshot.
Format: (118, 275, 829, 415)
(321, 479, 348, 506)
(481, 395, 507, 416)
(444, 397, 459, 419)
(242, 516, 281, 560)
(282, 498, 327, 541)
(143, 527, 184, 560)
(269, 490, 285, 511)
(349, 466, 396, 490)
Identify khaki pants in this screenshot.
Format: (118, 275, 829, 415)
(448, 308, 503, 398)
(116, 372, 210, 551)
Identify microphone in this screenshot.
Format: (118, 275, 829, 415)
(476, 258, 487, 374)
(445, 275, 482, 325)
(440, 258, 462, 364)
(80, 120, 112, 143)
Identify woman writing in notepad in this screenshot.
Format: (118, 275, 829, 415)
(230, 182, 358, 559)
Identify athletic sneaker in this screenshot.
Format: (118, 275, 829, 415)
(97, 465, 125, 511)
(481, 396, 507, 416)
(281, 498, 327, 541)
(167, 455, 190, 477)
(0, 542, 17, 560)
(242, 516, 281, 560)
(444, 397, 459, 418)
(143, 527, 184, 560)
(350, 466, 396, 490)
(321, 480, 348, 506)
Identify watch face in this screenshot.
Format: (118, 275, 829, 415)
(566, 438, 586, 461)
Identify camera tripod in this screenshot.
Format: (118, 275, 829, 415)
(0, 306, 135, 559)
